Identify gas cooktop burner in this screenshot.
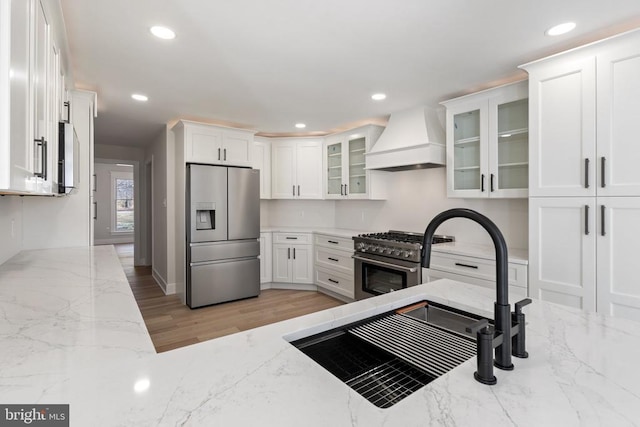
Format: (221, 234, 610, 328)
(353, 231, 454, 262)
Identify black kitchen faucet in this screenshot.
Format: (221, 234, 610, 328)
(421, 208, 531, 385)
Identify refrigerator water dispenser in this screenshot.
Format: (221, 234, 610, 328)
(194, 202, 216, 230)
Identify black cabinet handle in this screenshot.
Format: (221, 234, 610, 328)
(287, 248, 290, 259)
(585, 158, 590, 188)
(34, 137, 46, 179)
(481, 174, 485, 192)
(218, 148, 221, 161)
(585, 204, 589, 235)
(93, 174, 97, 191)
(455, 262, 478, 269)
(292, 185, 295, 196)
(224, 148, 227, 161)
(297, 185, 300, 196)
(490, 174, 495, 192)
(285, 237, 298, 240)
(601, 205, 606, 237)
(293, 248, 296, 259)
(344, 184, 348, 195)
(601, 157, 606, 188)
(93, 202, 97, 220)
(328, 257, 339, 262)
(64, 101, 71, 123)
(327, 240, 339, 245)
(328, 278, 339, 284)
(340, 184, 344, 196)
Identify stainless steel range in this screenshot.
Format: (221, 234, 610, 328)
(352, 231, 454, 300)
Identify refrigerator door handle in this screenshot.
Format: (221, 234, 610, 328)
(190, 256, 258, 267)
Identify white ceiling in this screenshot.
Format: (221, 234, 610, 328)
(60, 0, 640, 147)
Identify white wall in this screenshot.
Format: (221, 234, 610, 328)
(333, 168, 528, 249)
(0, 197, 23, 264)
(261, 200, 336, 228)
(22, 91, 95, 250)
(145, 127, 169, 290)
(93, 163, 134, 244)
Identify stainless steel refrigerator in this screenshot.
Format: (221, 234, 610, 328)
(186, 164, 260, 308)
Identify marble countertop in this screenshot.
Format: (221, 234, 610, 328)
(1, 247, 638, 426)
(261, 226, 371, 238)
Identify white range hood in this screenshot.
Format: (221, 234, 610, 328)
(365, 106, 446, 171)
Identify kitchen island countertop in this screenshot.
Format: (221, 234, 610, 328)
(0, 246, 639, 426)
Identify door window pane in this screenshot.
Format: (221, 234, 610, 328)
(115, 178, 134, 231)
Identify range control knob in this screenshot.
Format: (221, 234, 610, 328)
(393, 249, 401, 257)
(404, 250, 414, 258)
(356, 242, 366, 251)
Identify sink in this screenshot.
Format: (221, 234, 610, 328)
(399, 300, 489, 339)
(290, 301, 484, 408)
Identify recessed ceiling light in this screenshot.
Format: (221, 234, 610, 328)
(131, 94, 148, 102)
(133, 378, 150, 393)
(295, 123, 306, 129)
(150, 26, 176, 40)
(545, 22, 576, 36)
(371, 93, 387, 101)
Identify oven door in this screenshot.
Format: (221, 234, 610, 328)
(353, 253, 421, 300)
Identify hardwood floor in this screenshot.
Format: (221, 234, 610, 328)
(113, 243, 345, 352)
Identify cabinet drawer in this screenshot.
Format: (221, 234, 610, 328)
(314, 247, 353, 274)
(314, 234, 354, 251)
(273, 232, 311, 244)
(315, 267, 354, 299)
(430, 253, 527, 288)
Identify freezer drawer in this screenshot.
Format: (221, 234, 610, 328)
(190, 240, 259, 263)
(188, 257, 260, 308)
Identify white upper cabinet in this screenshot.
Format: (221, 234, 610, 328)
(323, 125, 386, 200)
(175, 120, 254, 167)
(271, 138, 323, 199)
(252, 137, 271, 199)
(524, 56, 597, 197)
(442, 81, 529, 198)
(596, 42, 640, 196)
(1, 0, 63, 195)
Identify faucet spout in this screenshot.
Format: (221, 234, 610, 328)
(422, 208, 513, 371)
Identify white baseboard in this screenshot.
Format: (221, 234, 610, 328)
(266, 282, 318, 292)
(317, 287, 354, 303)
(95, 237, 134, 245)
(151, 268, 176, 295)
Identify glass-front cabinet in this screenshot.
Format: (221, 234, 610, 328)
(443, 80, 528, 198)
(323, 125, 385, 200)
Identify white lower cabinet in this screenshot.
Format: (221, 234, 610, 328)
(424, 251, 528, 299)
(272, 233, 313, 284)
(530, 197, 640, 321)
(259, 232, 272, 284)
(313, 234, 354, 299)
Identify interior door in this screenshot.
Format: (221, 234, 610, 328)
(228, 167, 260, 240)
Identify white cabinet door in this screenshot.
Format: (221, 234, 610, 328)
(32, 0, 50, 191)
(528, 56, 597, 197)
(259, 232, 273, 283)
(529, 197, 597, 310)
(295, 141, 323, 199)
(253, 140, 271, 199)
(271, 141, 295, 199)
(446, 99, 489, 198)
(596, 198, 640, 321)
(222, 131, 252, 167)
(291, 244, 313, 284)
(272, 244, 291, 282)
(597, 43, 640, 197)
(1, 0, 33, 192)
(186, 125, 223, 164)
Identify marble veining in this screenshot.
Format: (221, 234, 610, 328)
(0, 246, 639, 426)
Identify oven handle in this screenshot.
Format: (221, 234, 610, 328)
(352, 254, 418, 273)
